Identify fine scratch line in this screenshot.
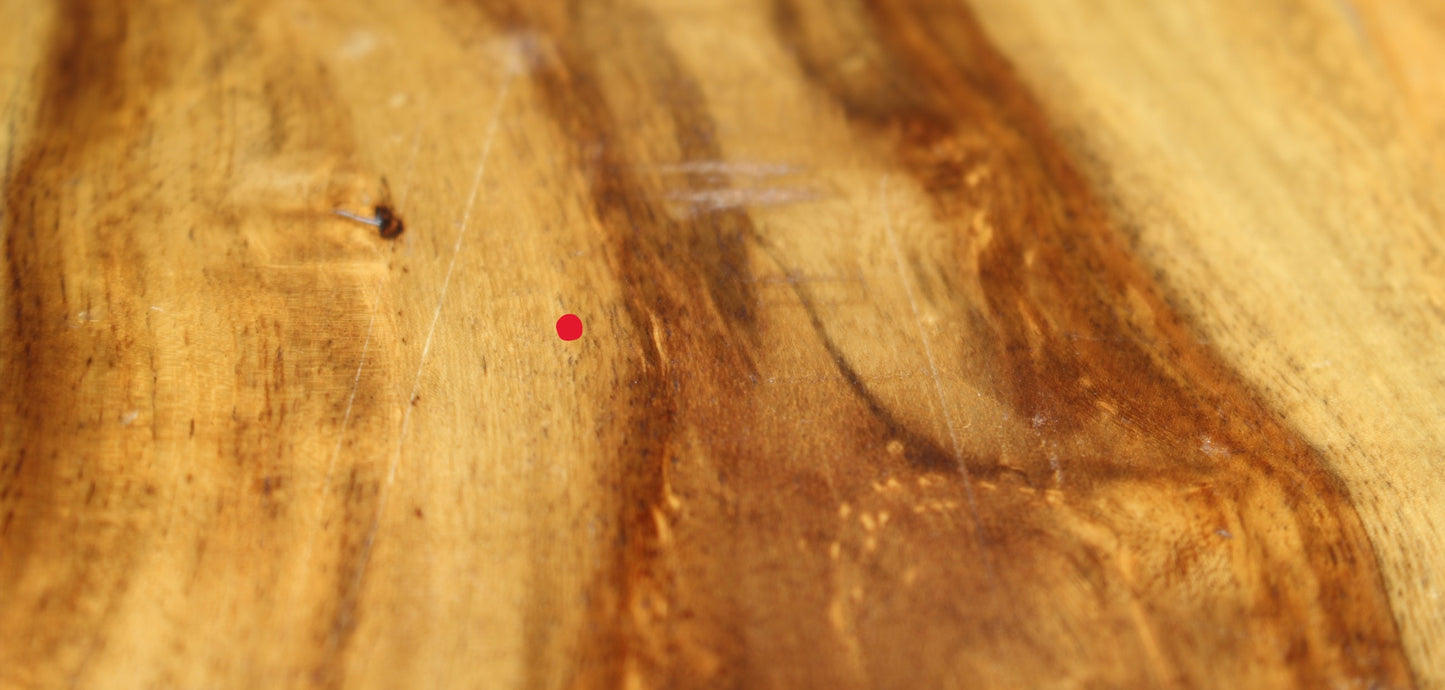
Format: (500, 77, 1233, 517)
(339, 72, 514, 616)
(878, 175, 992, 574)
(294, 280, 384, 593)
(390, 70, 511, 485)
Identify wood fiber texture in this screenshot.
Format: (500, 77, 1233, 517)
(1, 0, 1442, 688)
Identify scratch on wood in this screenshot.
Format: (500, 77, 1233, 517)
(662, 186, 820, 213)
(877, 175, 992, 576)
(339, 69, 515, 635)
(388, 68, 512, 486)
(295, 280, 383, 590)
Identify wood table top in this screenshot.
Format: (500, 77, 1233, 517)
(2, 0, 1442, 688)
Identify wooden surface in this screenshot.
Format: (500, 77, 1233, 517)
(2, 0, 1443, 688)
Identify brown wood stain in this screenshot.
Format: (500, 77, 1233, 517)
(0, 0, 1429, 687)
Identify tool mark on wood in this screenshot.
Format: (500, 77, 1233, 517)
(295, 280, 383, 592)
(389, 69, 513, 485)
(653, 158, 819, 215)
(752, 233, 966, 473)
(334, 69, 515, 651)
(662, 186, 821, 214)
(878, 175, 991, 576)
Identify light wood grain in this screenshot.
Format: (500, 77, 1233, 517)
(0, 1, 1441, 688)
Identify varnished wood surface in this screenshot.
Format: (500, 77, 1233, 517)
(1, 1, 1442, 688)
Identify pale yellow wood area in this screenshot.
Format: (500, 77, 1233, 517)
(0, 0, 1441, 688)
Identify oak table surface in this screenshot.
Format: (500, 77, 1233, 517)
(2, 1, 1443, 688)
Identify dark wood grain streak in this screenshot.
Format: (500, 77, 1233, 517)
(477, 2, 1027, 686)
(474, 2, 760, 686)
(774, 0, 1414, 687)
(1, 5, 147, 667)
(442, 0, 1422, 686)
(1, 3, 393, 686)
(787, 276, 964, 475)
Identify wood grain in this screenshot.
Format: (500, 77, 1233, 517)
(0, 0, 1440, 688)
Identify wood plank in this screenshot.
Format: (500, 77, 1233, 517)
(0, 0, 1439, 688)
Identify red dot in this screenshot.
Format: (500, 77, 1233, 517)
(556, 313, 583, 341)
